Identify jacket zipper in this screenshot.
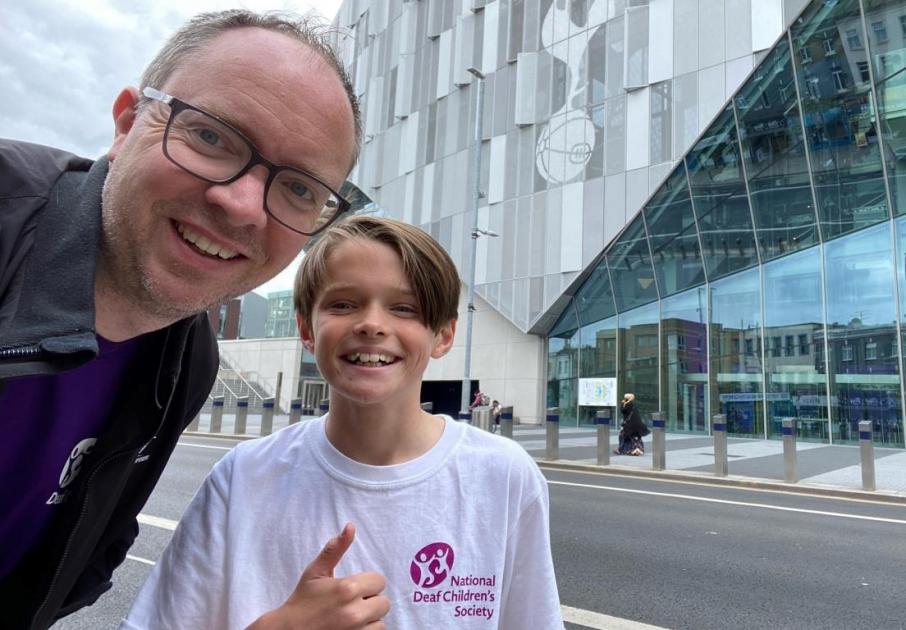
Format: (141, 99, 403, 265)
(32, 372, 180, 629)
(0, 344, 41, 359)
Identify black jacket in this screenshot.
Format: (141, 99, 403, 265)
(620, 402, 650, 438)
(0, 139, 218, 629)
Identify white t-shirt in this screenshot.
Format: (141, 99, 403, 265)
(122, 415, 563, 630)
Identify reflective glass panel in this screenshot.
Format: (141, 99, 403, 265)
(548, 300, 580, 425)
(736, 40, 819, 262)
(791, 0, 889, 240)
(686, 106, 759, 279)
(825, 223, 903, 446)
(660, 288, 708, 433)
(709, 268, 765, 438)
(605, 215, 658, 312)
(763, 249, 829, 442)
(894, 217, 906, 444)
(618, 302, 659, 419)
(576, 260, 617, 325)
(643, 165, 706, 296)
(864, 0, 906, 216)
(578, 315, 618, 425)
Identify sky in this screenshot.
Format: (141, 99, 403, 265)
(0, 0, 345, 297)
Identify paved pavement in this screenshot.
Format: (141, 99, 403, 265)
(191, 413, 906, 501)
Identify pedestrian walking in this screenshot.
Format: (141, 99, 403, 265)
(614, 393, 650, 456)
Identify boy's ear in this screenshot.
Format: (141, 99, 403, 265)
(296, 313, 315, 352)
(430, 319, 457, 359)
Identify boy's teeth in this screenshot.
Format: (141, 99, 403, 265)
(176, 223, 238, 260)
(346, 352, 395, 365)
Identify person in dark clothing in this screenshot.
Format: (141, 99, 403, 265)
(615, 393, 650, 456)
(0, 10, 375, 629)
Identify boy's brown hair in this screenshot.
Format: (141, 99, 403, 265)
(293, 215, 461, 332)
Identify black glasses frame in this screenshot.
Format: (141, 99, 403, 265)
(141, 87, 350, 236)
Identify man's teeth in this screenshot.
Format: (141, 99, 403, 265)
(346, 352, 396, 365)
(176, 223, 239, 260)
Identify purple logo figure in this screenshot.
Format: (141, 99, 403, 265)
(410, 542, 455, 588)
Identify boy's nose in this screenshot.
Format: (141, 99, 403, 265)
(353, 306, 388, 337)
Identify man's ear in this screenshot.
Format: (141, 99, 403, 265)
(431, 318, 457, 359)
(297, 313, 315, 352)
(108, 87, 141, 161)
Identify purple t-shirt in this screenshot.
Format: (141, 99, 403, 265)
(0, 335, 141, 578)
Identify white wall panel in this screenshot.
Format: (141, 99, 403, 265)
(725, 55, 753, 101)
(476, 204, 491, 284)
(697, 63, 725, 131)
(752, 0, 782, 51)
(560, 182, 583, 272)
(514, 52, 539, 125)
(604, 172, 626, 243)
(626, 87, 650, 170)
(698, 0, 725, 69)
(403, 171, 415, 225)
(453, 14, 476, 86)
(436, 29, 453, 100)
(482, 1, 500, 75)
(488, 134, 506, 204)
(400, 111, 418, 175)
(420, 162, 435, 225)
(395, 54, 414, 119)
(725, 0, 752, 60)
(649, 0, 674, 84)
(399, 3, 417, 55)
(625, 167, 649, 219)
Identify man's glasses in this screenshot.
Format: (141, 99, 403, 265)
(142, 87, 350, 236)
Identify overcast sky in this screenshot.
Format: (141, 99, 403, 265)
(0, 0, 345, 297)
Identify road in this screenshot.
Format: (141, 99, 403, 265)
(54, 434, 906, 629)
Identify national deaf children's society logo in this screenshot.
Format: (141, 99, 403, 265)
(410, 542, 455, 588)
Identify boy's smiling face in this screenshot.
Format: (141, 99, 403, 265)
(297, 238, 456, 408)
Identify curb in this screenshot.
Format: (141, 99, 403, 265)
(535, 458, 906, 505)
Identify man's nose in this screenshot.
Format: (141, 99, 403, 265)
(204, 165, 269, 229)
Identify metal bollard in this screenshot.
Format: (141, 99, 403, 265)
(651, 412, 666, 471)
(186, 410, 200, 432)
(210, 396, 224, 433)
(472, 407, 491, 431)
(859, 420, 876, 491)
(713, 414, 728, 477)
(458, 410, 472, 422)
(546, 407, 559, 461)
(234, 396, 249, 434)
(782, 417, 798, 483)
(420, 401, 434, 412)
(260, 398, 275, 436)
(596, 408, 612, 466)
(500, 406, 514, 438)
(289, 398, 303, 425)
(319, 398, 330, 416)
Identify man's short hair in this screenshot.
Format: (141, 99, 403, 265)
(294, 216, 461, 333)
(139, 9, 362, 167)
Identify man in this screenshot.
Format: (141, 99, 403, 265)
(0, 10, 381, 628)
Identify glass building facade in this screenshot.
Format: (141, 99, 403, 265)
(548, 0, 906, 446)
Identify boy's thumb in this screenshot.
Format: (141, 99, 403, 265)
(300, 523, 355, 581)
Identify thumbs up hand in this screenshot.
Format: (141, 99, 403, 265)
(246, 524, 390, 629)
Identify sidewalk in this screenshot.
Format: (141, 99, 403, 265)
(509, 425, 906, 503)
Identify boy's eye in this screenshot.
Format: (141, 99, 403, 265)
(327, 301, 355, 311)
(393, 304, 419, 315)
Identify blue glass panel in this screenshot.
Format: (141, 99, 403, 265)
(605, 215, 658, 311)
(864, 0, 906, 216)
(792, 0, 889, 240)
(686, 106, 759, 279)
(736, 40, 819, 261)
(576, 260, 617, 325)
(660, 288, 708, 433)
(824, 223, 902, 446)
(762, 249, 829, 442)
(709, 268, 765, 437)
(548, 318, 580, 426)
(578, 315, 617, 424)
(549, 298, 579, 338)
(643, 165, 706, 295)
(618, 302, 659, 419)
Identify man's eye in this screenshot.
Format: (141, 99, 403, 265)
(198, 128, 221, 146)
(287, 179, 314, 200)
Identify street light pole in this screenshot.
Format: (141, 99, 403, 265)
(461, 66, 486, 414)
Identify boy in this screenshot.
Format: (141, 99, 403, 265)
(122, 216, 563, 629)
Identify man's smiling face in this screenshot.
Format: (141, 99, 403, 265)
(100, 27, 356, 326)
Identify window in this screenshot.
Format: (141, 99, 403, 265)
(842, 343, 853, 362)
(771, 336, 782, 358)
(846, 29, 862, 50)
(872, 21, 888, 45)
(857, 61, 870, 83)
(806, 77, 821, 99)
(784, 335, 795, 356)
(900, 15, 906, 37)
(832, 69, 847, 91)
(799, 46, 812, 64)
(745, 339, 755, 355)
(822, 38, 835, 56)
(866, 341, 877, 360)
(799, 334, 810, 355)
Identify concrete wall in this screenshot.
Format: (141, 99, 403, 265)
(218, 337, 304, 413)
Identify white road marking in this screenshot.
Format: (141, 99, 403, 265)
(177, 441, 233, 451)
(547, 480, 906, 525)
(137, 513, 178, 531)
(126, 554, 156, 567)
(561, 605, 669, 630)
